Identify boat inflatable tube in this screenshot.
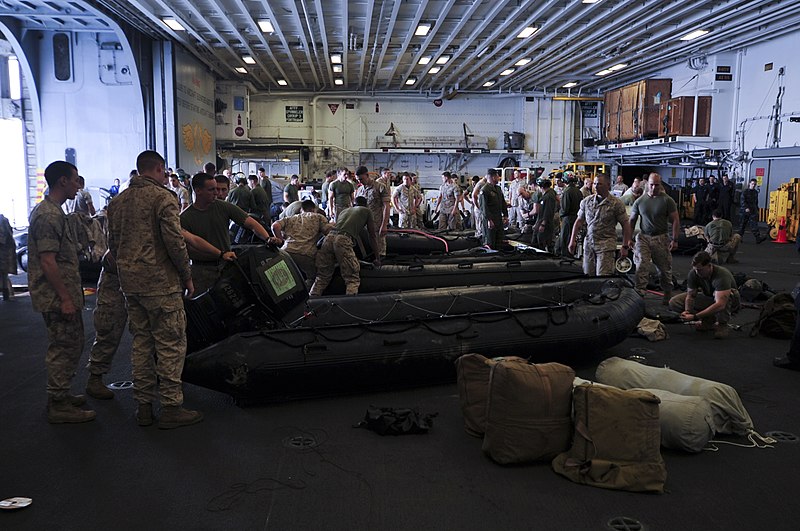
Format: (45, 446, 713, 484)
(184, 279, 644, 403)
(322, 250, 584, 295)
(595, 356, 754, 435)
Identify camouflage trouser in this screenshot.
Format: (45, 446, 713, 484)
(668, 290, 741, 324)
(515, 206, 528, 231)
(438, 210, 461, 231)
(310, 233, 361, 295)
(87, 270, 127, 375)
(288, 251, 317, 288)
(634, 233, 672, 293)
(191, 262, 221, 295)
(398, 212, 416, 229)
(705, 234, 741, 264)
(582, 240, 617, 276)
(473, 206, 484, 238)
(42, 310, 85, 400)
(125, 293, 187, 407)
(377, 232, 387, 257)
(508, 206, 519, 229)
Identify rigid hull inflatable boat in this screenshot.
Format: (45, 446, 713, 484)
(182, 246, 644, 403)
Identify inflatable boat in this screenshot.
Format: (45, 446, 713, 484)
(321, 246, 584, 294)
(385, 229, 483, 254)
(182, 246, 644, 402)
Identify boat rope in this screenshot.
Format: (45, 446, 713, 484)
(294, 283, 627, 327)
(704, 429, 777, 451)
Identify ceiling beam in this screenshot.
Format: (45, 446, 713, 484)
(370, 0, 402, 91)
(289, 0, 321, 88)
(400, 0, 481, 90)
(313, 0, 333, 88)
(256, 0, 307, 89)
(382, 0, 429, 89)
(418, 0, 513, 92)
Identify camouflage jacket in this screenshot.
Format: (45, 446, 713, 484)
(107, 175, 191, 296)
(27, 197, 83, 312)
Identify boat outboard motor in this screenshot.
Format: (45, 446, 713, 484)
(184, 244, 308, 353)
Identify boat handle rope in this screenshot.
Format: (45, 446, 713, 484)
(296, 285, 606, 327)
(264, 304, 572, 349)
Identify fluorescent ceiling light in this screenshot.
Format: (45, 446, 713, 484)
(515, 58, 532, 67)
(242, 55, 256, 64)
(582, 0, 601, 4)
(334, 78, 344, 85)
(500, 68, 515, 76)
(483, 80, 496, 87)
(428, 67, 441, 74)
(257, 19, 274, 33)
(436, 56, 450, 65)
(706, 160, 719, 166)
(517, 27, 537, 39)
(418, 56, 431, 65)
(277, 79, 287, 86)
(330, 53, 342, 64)
(563, 82, 578, 88)
(595, 69, 613, 76)
(406, 78, 417, 85)
(609, 63, 627, 71)
(332, 64, 343, 73)
(281, 157, 291, 163)
(415, 23, 431, 36)
(680, 29, 709, 41)
(235, 67, 247, 74)
(162, 18, 185, 31)
(679, 161, 693, 166)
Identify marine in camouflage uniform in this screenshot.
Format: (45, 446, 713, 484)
(436, 172, 463, 231)
(471, 176, 488, 238)
(29, 161, 95, 422)
(629, 173, 680, 302)
(107, 151, 198, 427)
(310, 200, 378, 296)
(272, 201, 333, 287)
(355, 167, 391, 256)
(85, 253, 127, 388)
(392, 174, 421, 228)
(570, 174, 631, 276)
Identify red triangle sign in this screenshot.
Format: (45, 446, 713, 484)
(328, 103, 340, 115)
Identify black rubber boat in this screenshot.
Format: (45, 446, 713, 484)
(182, 246, 644, 403)
(321, 246, 585, 294)
(385, 228, 483, 254)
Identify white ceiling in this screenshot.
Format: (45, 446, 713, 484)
(2, 0, 800, 96)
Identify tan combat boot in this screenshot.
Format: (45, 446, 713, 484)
(47, 398, 96, 424)
(86, 374, 114, 400)
(158, 406, 203, 430)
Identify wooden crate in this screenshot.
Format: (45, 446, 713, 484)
(603, 88, 621, 142)
(603, 79, 671, 142)
(637, 79, 672, 137)
(658, 96, 712, 136)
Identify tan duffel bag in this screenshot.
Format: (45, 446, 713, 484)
(481, 360, 575, 464)
(552, 384, 667, 493)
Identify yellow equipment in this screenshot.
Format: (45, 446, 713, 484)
(564, 162, 608, 179)
(766, 178, 799, 241)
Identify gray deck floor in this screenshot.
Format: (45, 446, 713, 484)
(1, 236, 799, 530)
